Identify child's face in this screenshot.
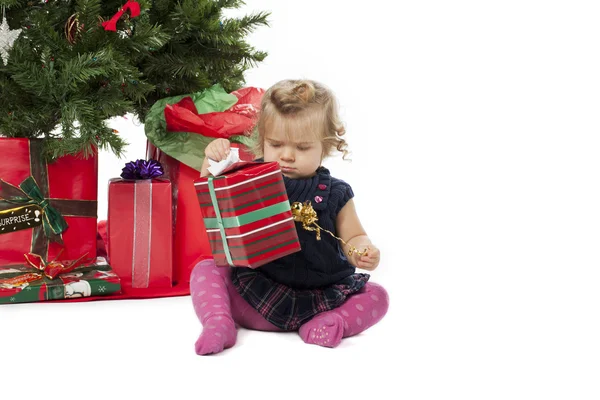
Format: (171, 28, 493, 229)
(263, 129, 323, 179)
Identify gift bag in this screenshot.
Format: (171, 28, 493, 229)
(95, 85, 263, 299)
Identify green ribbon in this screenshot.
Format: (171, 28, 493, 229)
(0, 176, 68, 242)
(207, 177, 235, 267)
(203, 201, 292, 229)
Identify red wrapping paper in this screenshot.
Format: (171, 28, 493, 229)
(107, 178, 172, 290)
(0, 138, 97, 266)
(195, 162, 301, 268)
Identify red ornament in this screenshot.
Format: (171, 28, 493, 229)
(65, 14, 82, 44)
(102, 1, 141, 32)
(318, 184, 327, 190)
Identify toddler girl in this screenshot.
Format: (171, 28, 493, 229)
(192, 79, 389, 354)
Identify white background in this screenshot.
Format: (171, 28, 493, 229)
(2, 1, 600, 399)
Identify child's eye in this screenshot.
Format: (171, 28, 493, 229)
(297, 146, 311, 151)
(269, 142, 282, 148)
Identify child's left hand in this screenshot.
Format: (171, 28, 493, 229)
(354, 245, 380, 271)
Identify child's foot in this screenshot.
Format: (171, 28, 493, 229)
(195, 316, 237, 355)
(299, 312, 344, 348)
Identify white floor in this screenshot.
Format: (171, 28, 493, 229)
(1, 246, 598, 400)
(1, 291, 400, 399)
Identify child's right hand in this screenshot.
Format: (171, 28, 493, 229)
(205, 138, 231, 162)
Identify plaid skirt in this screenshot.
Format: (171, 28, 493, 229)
(230, 268, 370, 331)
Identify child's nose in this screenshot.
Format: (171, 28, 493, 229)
(280, 146, 295, 161)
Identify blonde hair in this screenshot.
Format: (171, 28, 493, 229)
(252, 79, 349, 160)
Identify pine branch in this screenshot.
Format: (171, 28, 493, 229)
(222, 12, 270, 38)
(217, 0, 244, 9)
(0, 0, 22, 9)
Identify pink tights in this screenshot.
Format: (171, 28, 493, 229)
(190, 259, 389, 355)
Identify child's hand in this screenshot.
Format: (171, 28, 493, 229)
(354, 244, 380, 271)
(205, 138, 231, 162)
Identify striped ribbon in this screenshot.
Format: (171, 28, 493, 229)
(131, 180, 153, 288)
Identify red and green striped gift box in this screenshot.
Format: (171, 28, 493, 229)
(194, 162, 300, 268)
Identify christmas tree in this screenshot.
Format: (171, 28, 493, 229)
(0, 0, 268, 160)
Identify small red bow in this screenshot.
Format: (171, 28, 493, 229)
(102, 1, 141, 32)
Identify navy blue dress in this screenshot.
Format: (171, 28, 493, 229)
(230, 166, 369, 331)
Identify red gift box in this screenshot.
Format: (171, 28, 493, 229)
(194, 162, 301, 268)
(0, 138, 97, 266)
(0, 256, 121, 304)
(107, 178, 172, 289)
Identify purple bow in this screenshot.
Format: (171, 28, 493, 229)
(121, 159, 164, 180)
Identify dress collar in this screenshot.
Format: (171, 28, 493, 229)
(283, 166, 331, 211)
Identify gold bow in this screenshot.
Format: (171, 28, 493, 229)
(0, 251, 88, 289)
(291, 201, 368, 258)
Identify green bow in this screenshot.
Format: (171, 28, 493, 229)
(0, 176, 68, 243)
